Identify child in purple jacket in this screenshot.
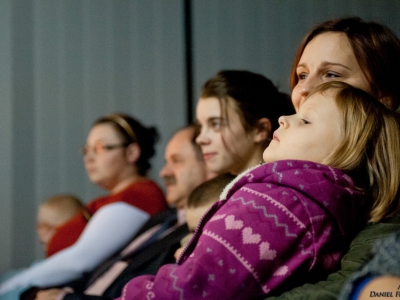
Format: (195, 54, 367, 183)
(114, 82, 400, 300)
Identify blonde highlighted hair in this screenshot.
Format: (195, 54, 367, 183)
(311, 81, 400, 222)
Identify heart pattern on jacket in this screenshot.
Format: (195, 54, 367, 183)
(259, 241, 277, 260)
(242, 227, 262, 244)
(224, 215, 244, 230)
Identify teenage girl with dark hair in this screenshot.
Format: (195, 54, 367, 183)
(196, 70, 295, 175)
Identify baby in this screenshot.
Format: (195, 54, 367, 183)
(174, 173, 235, 261)
(36, 194, 84, 253)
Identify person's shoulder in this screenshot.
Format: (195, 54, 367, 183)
(128, 178, 163, 193)
(262, 217, 400, 300)
(352, 214, 400, 245)
(336, 215, 400, 273)
(120, 179, 168, 213)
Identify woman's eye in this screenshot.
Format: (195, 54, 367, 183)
(211, 120, 221, 129)
(302, 119, 310, 124)
(325, 71, 340, 78)
(95, 143, 105, 154)
(297, 72, 307, 80)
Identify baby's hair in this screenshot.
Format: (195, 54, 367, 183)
(187, 173, 236, 209)
(310, 81, 400, 222)
(41, 194, 84, 223)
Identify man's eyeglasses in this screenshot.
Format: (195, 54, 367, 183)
(80, 142, 129, 156)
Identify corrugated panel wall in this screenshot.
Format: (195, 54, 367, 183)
(0, 0, 399, 273)
(0, 0, 185, 271)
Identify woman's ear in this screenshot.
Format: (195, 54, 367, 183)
(125, 143, 141, 164)
(253, 118, 271, 143)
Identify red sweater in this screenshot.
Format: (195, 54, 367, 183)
(46, 179, 167, 257)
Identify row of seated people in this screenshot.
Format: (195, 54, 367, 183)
(1, 16, 400, 300)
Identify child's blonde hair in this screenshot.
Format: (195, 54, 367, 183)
(311, 81, 400, 222)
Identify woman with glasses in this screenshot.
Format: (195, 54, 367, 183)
(0, 113, 168, 296)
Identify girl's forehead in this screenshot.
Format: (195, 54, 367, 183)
(197, 97, 241, 122)
(196, 97, 221, 118)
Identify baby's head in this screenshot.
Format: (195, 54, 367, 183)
(37, 194, 84, 249)
(174, 173, 235, 261)
(185, 173, 236, 232)
(264, 81, 400, 222)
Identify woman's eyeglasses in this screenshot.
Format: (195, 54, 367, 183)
(80, 142, 129, 156)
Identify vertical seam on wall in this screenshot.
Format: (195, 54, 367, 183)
(184, 0, 193, 124)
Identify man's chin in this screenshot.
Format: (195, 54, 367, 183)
(174, 198, 186, 210)
(167, 196, 185, 209)
(166, 194, 178, 205)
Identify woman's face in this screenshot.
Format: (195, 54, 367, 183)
(195, 97, 259, 175)
(292, 32, 372, 111)
(83, 123, 132, 191)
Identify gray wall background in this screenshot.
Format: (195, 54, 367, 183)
(1, 0, 399, 274)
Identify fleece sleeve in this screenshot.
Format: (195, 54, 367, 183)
(0, 202, 149, 295)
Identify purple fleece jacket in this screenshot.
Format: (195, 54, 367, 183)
(116, 160, 367, 300)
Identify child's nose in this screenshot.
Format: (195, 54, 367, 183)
(278, 116, 289, 128)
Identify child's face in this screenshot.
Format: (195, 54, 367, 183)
(263, 91, 342, 164)
(36, 205, 60, 248)
(186, 205, 213, 232)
